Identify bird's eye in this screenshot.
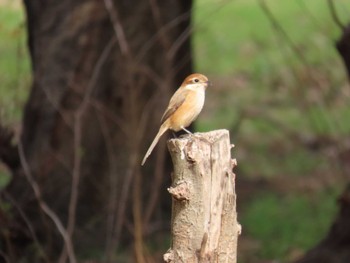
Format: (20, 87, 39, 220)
(193, 78, 199, 83)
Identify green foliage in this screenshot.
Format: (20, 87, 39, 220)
(0, 0, 349, 262)
(193, 0, 347, 75)
(0, 170, 11, 190)
(0, 3, 30, 123)
(194, 0, 350, 178)
(241, 190, 338, 262)
(193, 1, 350, 261)
(0, 2, 29, 197)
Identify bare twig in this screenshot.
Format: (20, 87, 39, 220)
(144, 138, 166, 225)
(167, 25, 192, 61)
(100, 1, 194, 261)
(257, 0, 336, 123)
(91, 93, 154, 260)
(133, 167, 146, 263)
(327, 0, 346, 31)
(81, 38, 117, 111)
(135, 11, 191, 62)
(148, 0, 172, 52)
(60, 37, 116, 263)
(91, 100, 129, 136)
(18, 141, 77, 263)
(3, 192, 48, 262)
(258, 0, 308, 66)
(103, 0, 131, 57)
(96, 110, 119, 258)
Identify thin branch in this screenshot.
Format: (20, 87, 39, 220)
(258, 0, 308, 66)
(18, 141, 77, 263)
(96, 111, 119, 259)
(144, 138, 166, 225)
(60, 37, 116, 262)
(3, 192, 49, 262)
(135, 11, 191, 62)
(91, 100, 129, 136)
(148, 0, 172, 52)
(133, 167, 146, 263)
(327, 0, 346, 31)
(257, 0, 334, 110)
(81, 37, 116, 112)
(167, 24, 192, 61)
(108, 150, 137, 259)
(136, 65, 163, 88)
(103, 0, 131, 57)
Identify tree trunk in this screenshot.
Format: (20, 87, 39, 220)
(0, 0, 193, 262)
(164, 130, 241, 263)
(337, 24, 350, 78)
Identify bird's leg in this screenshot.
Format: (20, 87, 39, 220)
(181, 127, 193, 135)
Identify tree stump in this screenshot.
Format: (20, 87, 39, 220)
(164, 129, 241, 263)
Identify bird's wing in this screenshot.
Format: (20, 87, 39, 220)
(160, 88, 189, 124)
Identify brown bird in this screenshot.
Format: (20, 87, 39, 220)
(141, 73, 209, 166)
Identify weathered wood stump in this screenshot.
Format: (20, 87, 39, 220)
(164, 129, 241, 263)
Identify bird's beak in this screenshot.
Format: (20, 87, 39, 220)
(206, 81, 211, 88)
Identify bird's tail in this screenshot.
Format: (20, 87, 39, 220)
(141, 124, 168, 166)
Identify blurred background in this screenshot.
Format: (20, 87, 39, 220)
(0, 0, 350, 262)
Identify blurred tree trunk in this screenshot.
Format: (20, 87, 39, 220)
(294, 23, 350, 263)
(0, 0, 192, 262)
(337, 24, 350, 78)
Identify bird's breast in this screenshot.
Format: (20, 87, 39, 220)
(168, 88, 205, 131)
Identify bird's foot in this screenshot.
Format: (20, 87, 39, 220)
(181, 127, 193, 135)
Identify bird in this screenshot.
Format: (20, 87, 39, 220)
(141, 73, 209, 166)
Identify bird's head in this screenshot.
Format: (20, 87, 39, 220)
(182, 73, 210, 90)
